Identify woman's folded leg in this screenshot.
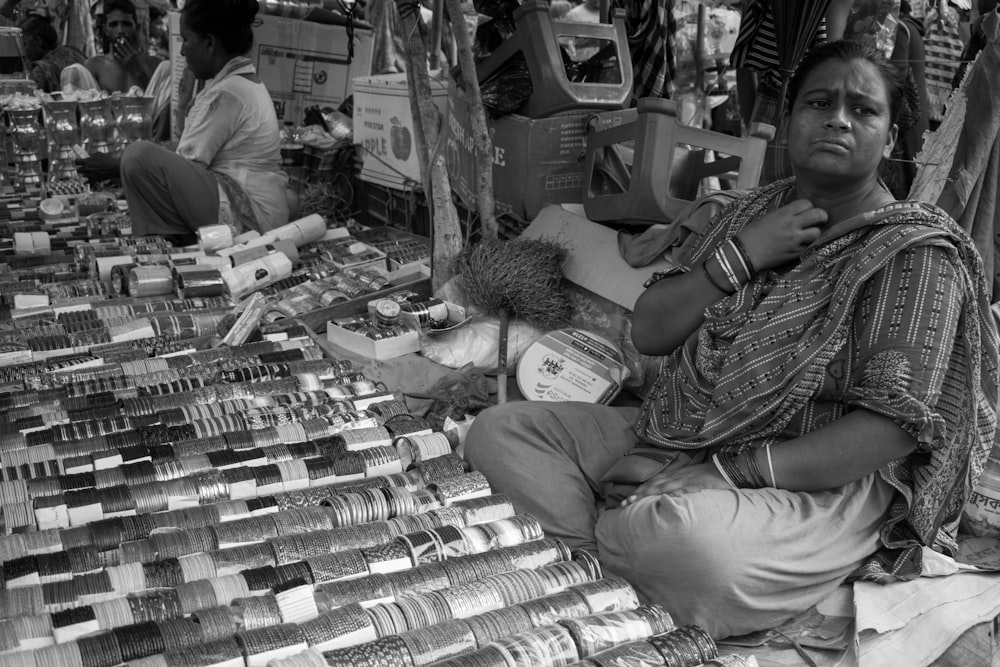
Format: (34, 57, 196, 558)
(120, 141, 220, 237)
(464, 401, 639, 553)
(596, 472, 896, 639)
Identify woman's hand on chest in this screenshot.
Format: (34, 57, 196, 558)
(738, 199, 828, 272)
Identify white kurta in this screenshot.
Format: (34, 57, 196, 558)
(178, 62, 289, 232)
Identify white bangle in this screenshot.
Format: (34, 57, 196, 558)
(765, 444, 777, 488)
(712, 453, 736, 488)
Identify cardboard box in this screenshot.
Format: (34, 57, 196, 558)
(321, 238, 388, 273)
(327, 294, 463, 361)
(169, 12, 374, 137)
(354, 73, 448, 189)
(445, 89, 636, 221)
(254, 15, 374, 123)
(327, 322, 421, 361)
(354, 226, 430, 272)
(296, 264, 431, 334)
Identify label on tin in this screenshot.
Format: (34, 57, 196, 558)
(312, 625, 378, 651)
(365, 460, 404, 478)
(367, 557, 412, 575)
(228, 479, 256, 500)
(166, 494, 200, 511)
(517, 329, 627, 405)
(67, 502, 102, 527)
(281, 477, 310, 492)
(18, 636, 55, 650)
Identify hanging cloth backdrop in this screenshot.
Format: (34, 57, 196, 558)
(612, 0, 677, 99)
(729, 0, 829, 126)
(911, 10, 1000, 302)
(923, 0, 964, 122)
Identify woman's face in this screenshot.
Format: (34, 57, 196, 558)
(786, 58, 897, 190)
(23, 32, 45, 62)
(179, 16, 212, 79)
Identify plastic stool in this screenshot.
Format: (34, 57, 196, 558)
(581, 97, 775, 224)
(475, 0, 633, 118)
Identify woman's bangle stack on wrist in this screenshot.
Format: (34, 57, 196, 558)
(703, 236, 757, 295)
(712, 446, 777, 490)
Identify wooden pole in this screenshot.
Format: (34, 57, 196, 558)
(444, 0, 497, 239)
(429, 0, 445, 70)
(394, 0, 464, 292)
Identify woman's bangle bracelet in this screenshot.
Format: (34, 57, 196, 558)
(765, 444, 777, 488)
(744, 447, 768, 488)
(702, 260, 734, 295)
(716, 450, 767, 489)
(712, 453, 736, 488)
(716, 450, 754, 488)
(725, 240, 752, 285)
(713, 247, 743, 293)
(729, 236, 757, 276)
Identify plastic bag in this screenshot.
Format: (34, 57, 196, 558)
(420, 316, 545, 372)
(478, 54, 533, 116)
(474, 0, 519, 20)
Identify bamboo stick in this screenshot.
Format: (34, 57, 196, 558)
(395, 0, 463, 291)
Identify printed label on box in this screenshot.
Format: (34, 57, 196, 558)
(445, 86, 635, 220)
(517, 329, 626, 404)
(353, 73, 448, 188)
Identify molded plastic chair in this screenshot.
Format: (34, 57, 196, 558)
(475, 0, 633, 118)
(581, 97, 776, 224)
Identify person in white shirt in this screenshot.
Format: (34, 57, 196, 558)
(77, 0, 290, 243)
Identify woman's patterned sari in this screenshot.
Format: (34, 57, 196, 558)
(635, 178, 1000, 581)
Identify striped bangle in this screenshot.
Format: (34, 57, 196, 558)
(713, 247, 743, 293)
(729, 235, 757, 276)
(726, 239, 753, 283)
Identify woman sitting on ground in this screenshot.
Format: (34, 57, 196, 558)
(466, 39, 999, 639)
(77, 0, 289, 243)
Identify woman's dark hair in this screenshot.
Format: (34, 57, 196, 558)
(19, 15, 57, 55)
(786, 40, 905, 122)
(105, 0, 138, 19)
(182, 0, 259, 55)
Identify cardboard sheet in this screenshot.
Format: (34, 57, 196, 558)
(856, 570, 1000, 665)
(520, 204, 674, 310)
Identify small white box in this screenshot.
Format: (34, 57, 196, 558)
(326, 322, 421, 361)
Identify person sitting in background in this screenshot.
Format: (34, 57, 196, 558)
(0, 0, 19, 26)
(81, 0, 160, 92)
(20, 14, 85, 92)
(77, 0, 289, 244)
(466, 40, 998, 639)
(148, 3, 171, 60)
(549, 0, 572, 19)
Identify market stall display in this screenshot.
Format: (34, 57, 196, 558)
(0, 202, 721, 667)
